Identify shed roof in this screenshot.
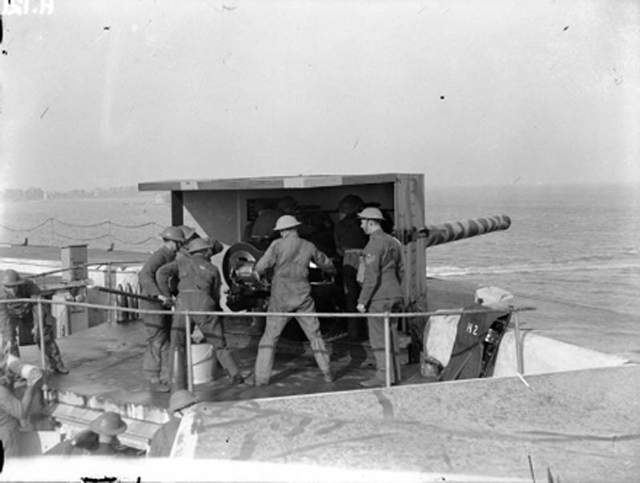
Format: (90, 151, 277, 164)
(138, 173, 419, 192)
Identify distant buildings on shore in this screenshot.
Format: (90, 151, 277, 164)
(0, 186, 146, 202)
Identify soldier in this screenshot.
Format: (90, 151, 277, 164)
(138, 226, 185, 393)
(148, 389, 198, 457)
(0, 332, 43, 457)
(251, 215, 335, 386)
(333, 194, 368, 339)
(87, 411, 130, 456)
(356, 207, 404, 388)
(157, 238, 243, 389)
(46, 411, 134, 456)
(0, 269, 68, 374)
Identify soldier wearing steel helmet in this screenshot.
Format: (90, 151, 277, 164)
(0, 332, 43, 457)
(157, 237, 243, 389)
(147, 389, 198, 457)
(250, 214, 335, 386)
(0, 269, 68, 375)
(356, 207, 404, 388)
(138, 226, 185, 393)
(46, 411, 137, 456)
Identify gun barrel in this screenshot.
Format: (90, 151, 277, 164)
(424, 214, 511, 248)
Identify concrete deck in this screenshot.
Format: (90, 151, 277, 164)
(170, 363, 640, 482)
(19, 317, 419, 449)
(15, 317, 640, 482)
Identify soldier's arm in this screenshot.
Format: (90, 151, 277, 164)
(396, 248, 405, 284)
(312, 247, 336, 276)
(156, 261, 178, 298)
(139, 251, 169, 297)
(254, 242, 277, 275)
(0, 384, 35, 422)
(357, 242, 381, 308)
(24, 279, 42, 298)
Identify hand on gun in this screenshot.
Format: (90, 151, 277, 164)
(157, 295, 174, 309)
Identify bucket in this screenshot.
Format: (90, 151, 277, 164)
(191, 344, 216, 384)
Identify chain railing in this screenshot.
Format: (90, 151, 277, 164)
(1, 297, 535, 391)
(0, 218, 165, 251)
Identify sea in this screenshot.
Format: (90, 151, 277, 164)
(1, 183, 639, 359)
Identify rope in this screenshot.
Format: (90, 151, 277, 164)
(55, 220, 164, 229)
(0, 218, 54, 232)
(0, 218, 165, 248)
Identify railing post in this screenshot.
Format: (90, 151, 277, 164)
(185, 311, 194, 393)
(384, 313, 391, 388)
(513, 310, 524, 374)
(36, 298, 47, 372)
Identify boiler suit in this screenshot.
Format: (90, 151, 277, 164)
(138, 246, 176, 382)
(358, 229, 404, 384)
(0, 279, 65, 372)
(157, 252, 240, 385)
(253, 232, 335, 385)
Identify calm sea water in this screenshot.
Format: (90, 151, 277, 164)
(425, 184, 640, 316)
(1, 184, 639, 356)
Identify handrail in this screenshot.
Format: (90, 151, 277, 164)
(28, 260, 147, 280)
(1, 297, 535, 389)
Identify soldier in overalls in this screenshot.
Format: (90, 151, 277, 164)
(138, 226, 185, 393)
(0, 269, 68, 375)
(157, 238, 243, 390)
(251, 215, 335, 386)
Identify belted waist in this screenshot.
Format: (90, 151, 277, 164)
(343, 248, 363, 254)
(180, 289, 209, 294)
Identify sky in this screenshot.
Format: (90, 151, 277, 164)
(0, 0, 638, 192)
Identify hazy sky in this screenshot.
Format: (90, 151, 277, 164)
(1, 0, 638, 191)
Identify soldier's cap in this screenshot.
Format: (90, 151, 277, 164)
(357, 207, 385, 221)
(187, 238, 212, 253)
(89, 411, 127, 436)
(1, 269, 24, 287)
(159, 226, 186, 243)
(274, 215, 301, 231)
(180, 225, 198, 241)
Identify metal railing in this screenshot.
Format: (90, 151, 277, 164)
(1, 297, 535, 391)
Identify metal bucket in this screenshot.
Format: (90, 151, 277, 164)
(191, 344, 216, 384)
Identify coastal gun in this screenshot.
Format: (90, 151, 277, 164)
(417, 214, 511, 247)
(139, 173, 512, 308)
(221, 214, 512, 312)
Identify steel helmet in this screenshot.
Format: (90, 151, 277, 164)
(187, 238, 212, 254)
(357, 207, 385, 221)
(338, 195, 363, 215)
(274, 215, 301, 232)
(180, 225, 197, 241)
(89, 411, 127, 436)
(1, 269, 24, 287)
(169, 390, 198, 413)
(160, 226, 186, 243)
